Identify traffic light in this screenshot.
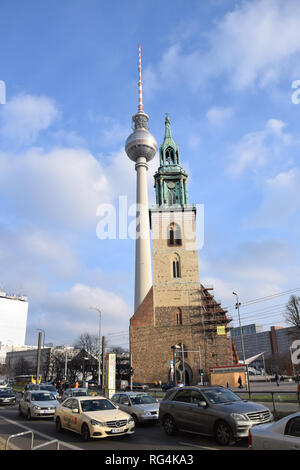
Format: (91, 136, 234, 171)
(199, 369, 204, 376)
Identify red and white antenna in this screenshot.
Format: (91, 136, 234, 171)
(138, 44, 143, 111)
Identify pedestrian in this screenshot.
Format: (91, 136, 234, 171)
(238, 376, 242, 389)
(74, 379, 79, 389)
(275, 373, 279, 386)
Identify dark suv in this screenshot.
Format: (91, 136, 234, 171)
(159, 385, 273, 445)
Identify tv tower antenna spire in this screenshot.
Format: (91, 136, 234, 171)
(138, 44, 143, 111)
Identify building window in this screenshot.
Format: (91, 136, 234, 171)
(168, 223, 182, 246)
(174, 308, 183, 325)
(165, 146, 175, 164)
(172, 253, 181, 278)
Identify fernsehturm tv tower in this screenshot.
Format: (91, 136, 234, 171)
(125, 45, 157, 313)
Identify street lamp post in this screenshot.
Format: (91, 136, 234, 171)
(232, 291, 250, 393)
(90, 307, 102, 388)
(82, 357, 89, 385)
(37, 329, 45, 348)
(171, 345, 181, 386)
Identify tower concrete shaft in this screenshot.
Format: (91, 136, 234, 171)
(134, 157, 152, 312)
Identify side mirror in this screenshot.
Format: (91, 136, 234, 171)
(72, 408, 79, 413)
(198, 401, 207, 408)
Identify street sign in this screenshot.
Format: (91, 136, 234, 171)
(217, 326, 226, 335)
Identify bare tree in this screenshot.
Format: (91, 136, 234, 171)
(285, 296, 300, 332)
(73, 333, 99, 357)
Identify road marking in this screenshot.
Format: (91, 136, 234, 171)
(0, 415, 83, 450)
(178, 441, 219, 450)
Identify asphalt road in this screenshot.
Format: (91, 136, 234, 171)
(0, 403, 248, 451)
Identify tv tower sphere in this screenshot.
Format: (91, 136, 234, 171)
(125, 110, 157, 162)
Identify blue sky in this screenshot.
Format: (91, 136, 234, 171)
(1, 0, 300, 347)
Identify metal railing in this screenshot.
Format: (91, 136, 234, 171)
(5, 430, 34, 450)
(5, 430, 60, 450)
(236, 390, 300, 416)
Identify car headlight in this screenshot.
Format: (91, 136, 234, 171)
(33, 406, 41, 410)
(90, 419, 104, 426)
(128, 417, 134, 423)
(230, 413, 248, 422)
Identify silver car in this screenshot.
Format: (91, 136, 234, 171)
(19, 390, 60, 419)
(249, 411, 300, 450)
(159, 386, 273, 445)
(111, 392, 159, 424)
(61, 388, 89, 402)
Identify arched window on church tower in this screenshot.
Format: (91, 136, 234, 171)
(168, 223, 182, 246)
(174, 308, 183, 325)
(172, 253, 181, 279)
(165, 146, 175, 165)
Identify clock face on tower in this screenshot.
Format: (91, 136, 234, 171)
(167, 181, 176, 189)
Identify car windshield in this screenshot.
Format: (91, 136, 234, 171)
(81, 399, 116, 412)
(73, 390, 88, 396)
(0, 388, 13, 394)
(31, 392, 55, 401)
(130, 394, 156, 405)
(203, 388, 242, 404)
(40, 385, 56, 392)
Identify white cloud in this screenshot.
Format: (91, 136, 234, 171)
(200, 238, 296, 326)
(206, 106, 234, 127)
(27, 283, 131, 345)
(246, 167, 300, 228)
(144, 0, 300, 94)
(0, 94, 58, 144)
(228, 118, 292, 176)
(0, 147, 112, 229)
(0, 223, 79, 284)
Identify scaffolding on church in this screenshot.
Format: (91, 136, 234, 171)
(196, 285, 235, 375)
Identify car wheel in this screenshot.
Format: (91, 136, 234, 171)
(56, 417, 63, 433)
(132, 414, 139, 426)
(81, 423, 90, 442)
(214, 421, 234, 446)
(163, 415, 178, 436)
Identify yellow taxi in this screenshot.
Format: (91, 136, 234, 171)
(54, 395, 135, 441)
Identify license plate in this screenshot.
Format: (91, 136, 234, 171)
(111, 428, 124, 433)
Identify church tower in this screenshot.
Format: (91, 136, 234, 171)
(150, 114, 201, 318)
(129, 101, 233, 385)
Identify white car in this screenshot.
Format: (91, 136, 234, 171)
(249, 411, 300, 450)
(54, 395, 135, 441)
(19, 390, 60, 419)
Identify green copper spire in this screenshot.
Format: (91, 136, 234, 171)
(159, 113, 180, 166)
(154, 115, 189, 207)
